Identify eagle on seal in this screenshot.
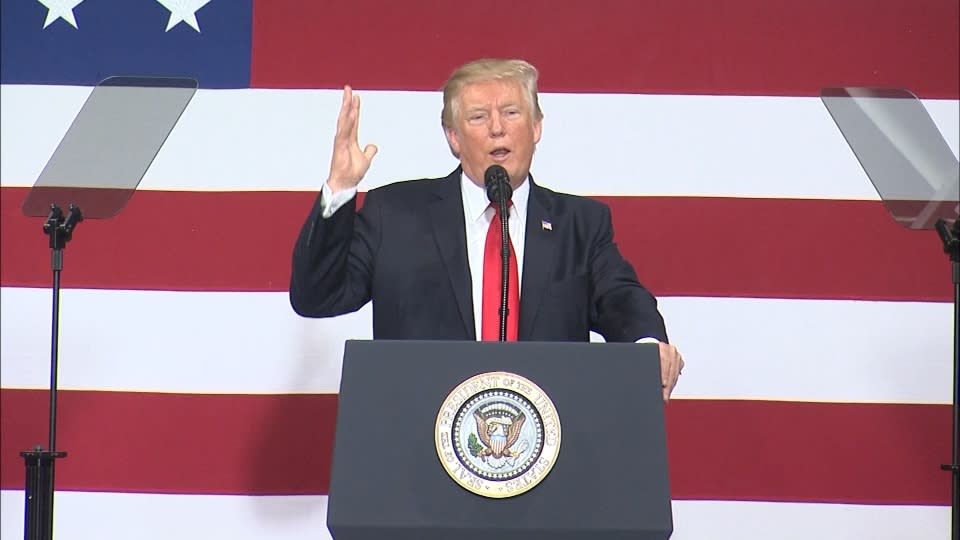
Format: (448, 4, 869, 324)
(474, 411, 526, 459)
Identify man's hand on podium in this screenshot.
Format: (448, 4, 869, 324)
(659, 342, 684, 403)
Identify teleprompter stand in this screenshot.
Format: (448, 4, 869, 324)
(936, 216, 960, 540)
(19, 204, 82, 540)
(18, 76, 197, 540)
(822, 87, 960, 540)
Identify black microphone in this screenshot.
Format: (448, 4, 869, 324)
(483, 164, 512, 341)
(484, 164, 512, 204)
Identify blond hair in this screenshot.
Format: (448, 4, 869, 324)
(440, 58, 544, 129)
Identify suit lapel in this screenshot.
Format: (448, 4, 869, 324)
(519, 180, 557, 339)
(429, 169, 476, 339)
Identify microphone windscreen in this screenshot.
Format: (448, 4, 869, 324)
(484, 165, 511, 203)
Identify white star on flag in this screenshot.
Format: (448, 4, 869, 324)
(36, 0, 84, 29)
(155, 0, 212, 33)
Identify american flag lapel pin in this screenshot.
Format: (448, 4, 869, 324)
(541, 220, 552, 231)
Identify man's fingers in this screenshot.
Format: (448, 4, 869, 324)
(659, 343, 671, 386)
(335, 88, 361, 144)
(335, 86, 353, 136)
(658, 343, 672, 403)
(671, 352, 682, 390)
(659, 343, 678, 385)
(363, 144, 378, 161)
(348, 94, 362, 140)
(671, 348, 682, 382)
(658, 343, 684, 403)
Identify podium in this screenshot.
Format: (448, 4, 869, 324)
(327, 340, 673, 540)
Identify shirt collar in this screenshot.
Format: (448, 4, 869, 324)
(461, 170, 530, 224)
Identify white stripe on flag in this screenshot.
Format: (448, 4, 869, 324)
(670, 500, 950, 540)
(0, 490, 948, 540)
(1, 287, 952, 403)
(0, 490, 329, 540)
(3, 85, 957, 198)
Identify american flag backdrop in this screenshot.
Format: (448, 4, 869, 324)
(1, 1, 958, 538)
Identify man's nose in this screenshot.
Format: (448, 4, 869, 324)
(489, 113, 505, 137)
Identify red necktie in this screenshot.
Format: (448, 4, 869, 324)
(481, 203, 519, 341)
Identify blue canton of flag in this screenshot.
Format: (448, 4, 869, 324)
(1, 0, 253, 88)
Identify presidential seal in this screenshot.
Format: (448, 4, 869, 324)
(435, 371, 561, 498)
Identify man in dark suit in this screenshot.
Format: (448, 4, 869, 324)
(290, 58, 684, 401)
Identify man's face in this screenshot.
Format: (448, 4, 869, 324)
(445, 79, 542, 189)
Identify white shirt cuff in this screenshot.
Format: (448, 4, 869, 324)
(321, 182, 358, 218)
(635, 337, 661, 344)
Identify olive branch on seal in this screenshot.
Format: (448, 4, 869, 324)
(467, 433, 483, 457)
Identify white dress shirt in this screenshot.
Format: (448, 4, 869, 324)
(460, 172, 528, 339)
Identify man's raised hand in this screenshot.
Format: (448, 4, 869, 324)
(326, 86, 378, 193)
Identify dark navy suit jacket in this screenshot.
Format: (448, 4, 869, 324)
(290, 167, 668, 343)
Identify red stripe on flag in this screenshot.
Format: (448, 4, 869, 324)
(249, 0, 959, 98)
(0, 187, 951, 301)
(0, 389, 951, 504)
(665, 399, 952, 505)
(0, 390, 337, 496)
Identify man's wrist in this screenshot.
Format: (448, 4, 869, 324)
(320, 182, 358, 218)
